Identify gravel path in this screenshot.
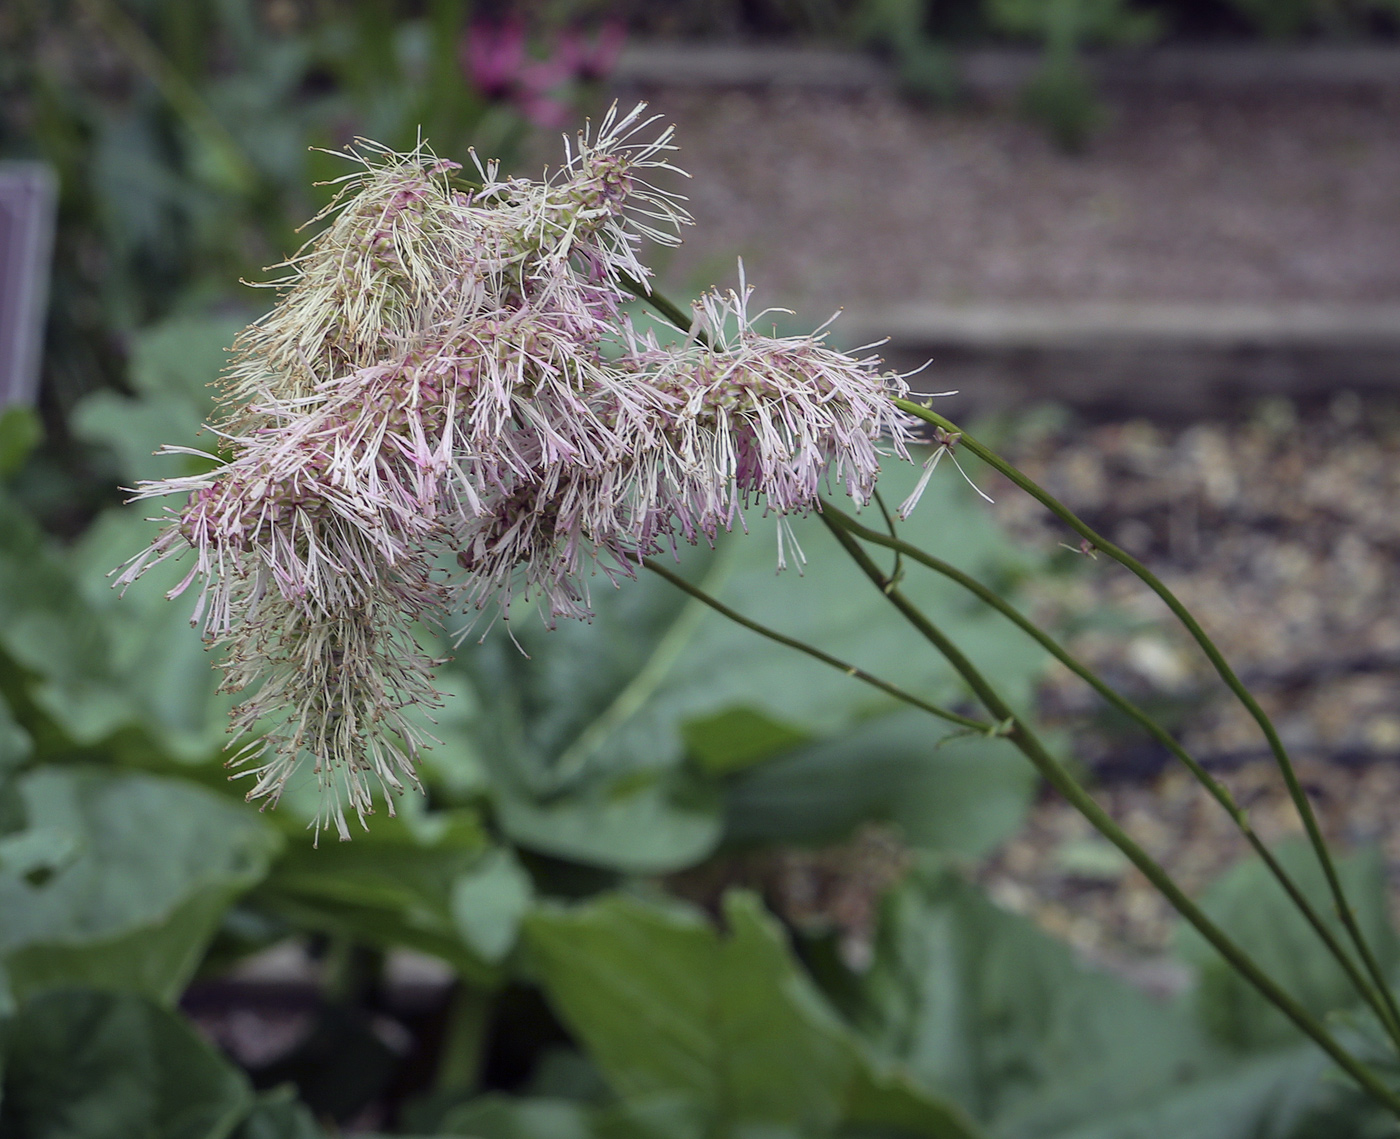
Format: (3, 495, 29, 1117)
(621, 87, 1400, 319)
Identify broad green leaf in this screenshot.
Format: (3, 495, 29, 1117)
(681, 707, 810, 778)
(1038, 1045, 1336, 1139)
(252, 812, 500, 984)
(492, 766, 722, 876)
(723, 710, 1035, 856)
(0, 768, 279, 1004)
(1176, 841, 1399, 1052)
(0, 496, 127, 745)
(855, 863, 1218, 1134)
(524, 890, 986, 1138)
(0, 988, 252, 1139)
(450, 846, 535, 963)
(456, 458, 1047, 874)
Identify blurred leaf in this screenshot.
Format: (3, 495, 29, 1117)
(450, 846, 535, 964)
(851, 862, 1352, 1138)
(73, 315, 240, 484)
(0, 988, 252, 1139)
(1036, 1046, 1338, 1139)
(524, 890, 987, 1138)
(723, 710, 1035, 856)
(0, 495, 127, 745)
(855, 862, 1213, 1130)
(457, 458, 1047, 875)
(440, 1093, 705, 1139)
(230, 1086, 324, 1139)
(0, 407, 42, 479)
(681, 706, 810, 778)
(64, 506, 234, 762)
(0, 700, 31, 777)
(253, 813, 501, 984)
(1177, 841, 1399, 1052)
(0, 768, 279, 1005)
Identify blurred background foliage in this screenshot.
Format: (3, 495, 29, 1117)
(4, 1, 1400, 1137)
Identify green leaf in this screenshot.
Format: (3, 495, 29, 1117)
(681, 707, 810, 778)
(0, 496, 127, 746)
(230, 1086, 325, 1139)
(63, 506, 235, 762)
(1037, 1046, 1336, 1139)
(0, 988, 252, 1139)
(1176, 841, 1399, 1052)
(0, 768, 279, 1004)
(850, 862, 1353, 1139)
(252, 813, 500, 984)
(854, 863, 1214, 1130)
(456, 458, 1047, 875)
(450, 846, 535, 963)
(723, 710, 1035, 856)
(524, 890, 986, 1138)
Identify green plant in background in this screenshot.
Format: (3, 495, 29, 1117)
(852, 0, 959, 102)
(851, 0, 1159, 150)
(983, 0, 1158, 151)
(1223, 0, 1400, 39)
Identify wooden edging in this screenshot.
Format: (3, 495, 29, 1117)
(839, 301, 1400, 419)
(612, 42, 1400, 95)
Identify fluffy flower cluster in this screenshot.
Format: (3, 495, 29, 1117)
(120, 104, 916, 838)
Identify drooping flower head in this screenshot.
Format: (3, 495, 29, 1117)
(119, 104, 917, 838)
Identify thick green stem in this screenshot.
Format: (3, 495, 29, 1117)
(895, 396, 1400, 1045)
(821, 513, 1400, 1117)
(641, 557, 991, 734)
(824, 503, 1400, 1049)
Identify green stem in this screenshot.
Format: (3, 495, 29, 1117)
(620, 276, 713, 348)
(821, 513, 1400, 1117)
(824, 503, 1400, 1049)
(641, 557, 991, 734)
(895, 396, 1400, 1045)
(871, 489, 906, 588)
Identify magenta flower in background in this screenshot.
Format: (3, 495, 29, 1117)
(460, 19, 626, 129)
(556, 20, 627, 83)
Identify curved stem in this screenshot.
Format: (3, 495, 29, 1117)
(641, 556, 991, 734)
(895, 396, 1400, 1045)
(618, 274, 711, 348)
(821, 513, 1400, 1117)
(871, 489, 905, 588)
(824, 502, 1400, 1049)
